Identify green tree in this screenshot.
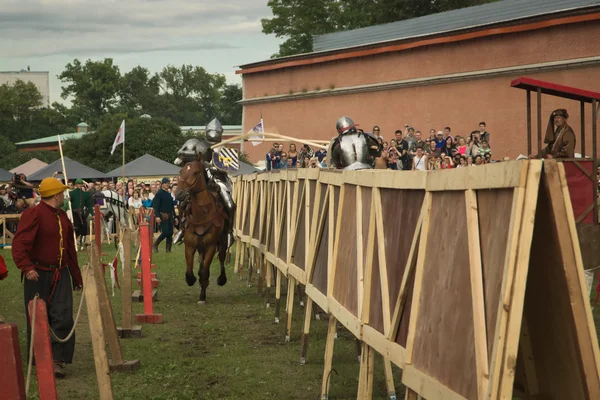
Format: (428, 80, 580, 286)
(0, 80, 75, 144)
(58, 58, 122, 126)
(0, 135, 61, 171)
(155, 65, 230, 125)
(219, 84, 243, 125)
(263, 0, 501, 57)
(62, 115, 186, 173)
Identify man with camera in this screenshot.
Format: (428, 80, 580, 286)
(11, 173, 35, 212)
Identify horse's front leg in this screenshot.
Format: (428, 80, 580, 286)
(184, 239, 197, 287)
(198, 245, 217, 304)
(217, 240, 227, 287)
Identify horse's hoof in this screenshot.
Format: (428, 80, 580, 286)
(217, 276, 227, 286)
(198, 300, 206, 305)
(185, 274, 197, 287)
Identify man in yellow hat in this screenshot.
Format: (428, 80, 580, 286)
(12, 177, 83, 378)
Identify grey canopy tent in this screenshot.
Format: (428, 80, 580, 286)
(28, 157, 107, 182)
(0, 168, 12, 182)
(106, 154, 181, 177)
(229, 161, 260, 177)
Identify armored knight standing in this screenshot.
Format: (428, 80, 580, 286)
(328, 116, 382, 170)
(173, 118, 236, 247)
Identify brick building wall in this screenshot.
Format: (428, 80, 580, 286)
(240, 20, 600, 163)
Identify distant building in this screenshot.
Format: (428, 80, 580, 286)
(16, 122, 91, 152)
(0, 70, 50, 107)
(237, 0, 600, 161)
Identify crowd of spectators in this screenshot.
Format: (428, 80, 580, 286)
(264, 122, 497, 172)
(0, 176, 179, 214)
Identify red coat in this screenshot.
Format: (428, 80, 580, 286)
(0, 254, 7, 280)
(11, 201, 82, 287)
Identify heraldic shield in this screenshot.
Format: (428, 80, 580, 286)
(213, 147, 239, 172)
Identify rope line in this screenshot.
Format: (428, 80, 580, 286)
(25, 295, 38, 397)
(49, 265, 89, 343)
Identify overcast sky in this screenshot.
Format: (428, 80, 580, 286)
(0, 0, 281, 104)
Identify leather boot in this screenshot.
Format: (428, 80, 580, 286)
(152, 239, 161, 253)
(166, 241, 172, 253)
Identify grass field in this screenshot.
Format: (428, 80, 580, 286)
(0, 242, 404, 400)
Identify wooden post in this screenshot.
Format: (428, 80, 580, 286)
(526, 90, 532, 156)
(299, 297, 313, 365)
(0, 323, 26, 400)
(83, 249, 114, 400)
(274, 268, 282, 323)
(537, 88, 542, 154)
(320, 316, 338, 400)
(135, 222, 164, 324)
(27, 299, 58, 400)
(285, 276, 296, 343)
(117, 228, 142, 338)
(265, 261, 272, 308)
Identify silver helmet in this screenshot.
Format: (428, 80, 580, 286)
(206, 118, 223, 143)
(174, 138, 204, 165)
(336, 116, 357, 135)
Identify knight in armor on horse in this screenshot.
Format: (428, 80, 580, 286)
(173, 118, 236, 248)
(328, 116, 382, 170)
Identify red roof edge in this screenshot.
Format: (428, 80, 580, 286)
(511, 77, 600, 103)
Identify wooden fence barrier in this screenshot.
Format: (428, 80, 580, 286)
(233, 160, 600, 400)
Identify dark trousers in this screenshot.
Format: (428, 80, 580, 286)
(24, 267, 75, 363)
(72, 210, 88, 237)
(157, 218, 173, 245)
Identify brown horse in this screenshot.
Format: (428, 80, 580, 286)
(174, 161, 228, 304)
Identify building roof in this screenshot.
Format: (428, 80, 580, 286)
(0, 168, 12, 182)
(15, 132, 91, 147)
(106, 153, 181, 178)
(28, 157, 107, 181)
(511, 76, 600, 102)
(313, 0, 600, 53)
(9, 158, 48, 176)
(239, 0, 600, 72)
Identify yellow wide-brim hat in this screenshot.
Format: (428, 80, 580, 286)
(39, 177, 69, 197)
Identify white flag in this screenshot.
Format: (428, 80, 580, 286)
(248, 119, 264, 147)
(110, 120, 125, 155)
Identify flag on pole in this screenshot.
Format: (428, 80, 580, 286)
(110, 120, 125, 155)
(248, 119, 264, 147)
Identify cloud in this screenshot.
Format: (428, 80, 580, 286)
(0, 0, 271, 57)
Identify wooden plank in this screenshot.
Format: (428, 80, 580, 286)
(409, 191, 476, 400)
(487, 162, 531, 399)
(495, 160, 543, 400)
(389, 205, 424, 342)
(332, 185, 359, 316)
(84, 247, 114, 400)
(374, 188, 391, 336)
(320, 316, 338, 399)
(121, 228, 133, 331)
(305, 284, 328, 313)
(328, 298, 361, 339)
(402, 365, 467, 400)
(521, 160, 600, 398)
(405, 191, 432, 365)
(361, 193, 377, 328)
(426, 160, 527, 191)
(464, 189, 490, 400)
(342, 169, 427, 189)
(356, 185, 364, 321)
(476, 189, 515, 359)
(92, 245, 124, 367)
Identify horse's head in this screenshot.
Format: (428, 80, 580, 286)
(176, 161, 207, 201)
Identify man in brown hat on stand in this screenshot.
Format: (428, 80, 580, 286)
(532, 108, 576, 159)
